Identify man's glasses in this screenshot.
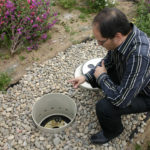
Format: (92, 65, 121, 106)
(97, 39, 108, 46)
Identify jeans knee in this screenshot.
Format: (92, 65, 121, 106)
(96, 98, 114, 117)
(96, 99, 108, 114)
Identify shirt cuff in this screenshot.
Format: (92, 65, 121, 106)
(84, 74, 89, 82)
(96, 73, 108, 85)
(84, 73, 93, 82)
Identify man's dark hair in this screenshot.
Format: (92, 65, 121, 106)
(93, 8, 131, 39)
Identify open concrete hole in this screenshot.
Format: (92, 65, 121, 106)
(32, 93, 77, 134)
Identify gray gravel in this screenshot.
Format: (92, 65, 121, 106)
(0, 40, 147, 150)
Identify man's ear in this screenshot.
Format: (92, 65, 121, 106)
(115, 32, 122, 38)
(114, 32, 123, 42)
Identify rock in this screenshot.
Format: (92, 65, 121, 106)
(8, 135, 14, 140)
(23, 141, 27, 147)
(64, 145, 70, 150)
(122, 140, 127, 146)
(108, 146, 113, 150)
(6, 108, 12, 112)
(40, 136, 44, 141)
(35, 141, 41, 148)
(53, 137, 61, 146)
(140, 128, 144, 133)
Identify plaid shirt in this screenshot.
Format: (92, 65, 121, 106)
(85, 24, 150, 108)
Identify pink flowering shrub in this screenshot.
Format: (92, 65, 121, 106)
(0, 0, 57, 54)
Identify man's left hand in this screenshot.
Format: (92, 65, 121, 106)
(94, 60, 107, 78)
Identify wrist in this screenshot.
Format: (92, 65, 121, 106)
(83, 75, 88, 82)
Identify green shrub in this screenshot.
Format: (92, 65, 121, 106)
(86, 0, 116, 13)
(135, 0, 150, 36)
(58, 0, 76, 9)
(19, 55, 26, 61)
(58, 0, 116, 13)
(79, 13, 88, 21)
(0, 72, 11, 91)
(135, 144, 142, 150)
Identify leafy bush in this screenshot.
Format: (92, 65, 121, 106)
(57, 0, 116, 13)
(0, 0, 58, 54)
(0, 72, 11, 91)
(57, 0, 76, 9)
(135, 0, 150, 36)
(135, 144, 142, 150)
(85, 0, 116, 13)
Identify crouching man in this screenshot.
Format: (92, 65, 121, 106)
(69, 7, 150, 144)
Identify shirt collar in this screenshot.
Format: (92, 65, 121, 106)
(115, 23, 136, 55)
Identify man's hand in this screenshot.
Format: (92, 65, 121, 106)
(68, 75, 86, 89)
(94, 60, 107, 78)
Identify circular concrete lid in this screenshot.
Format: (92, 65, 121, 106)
(82, 58, 102, 75)
(74, 64, 99, 90)
(75, 64, 93, 90)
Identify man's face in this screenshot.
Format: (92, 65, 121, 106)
(93, 24, 116, 51)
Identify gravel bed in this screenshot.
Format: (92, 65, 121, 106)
(0, 40, 147, 150)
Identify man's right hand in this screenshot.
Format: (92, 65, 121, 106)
(68, 75, 86, 89)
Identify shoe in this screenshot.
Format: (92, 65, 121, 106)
(90, 131, 109, 144)
(90, 129, 123, 144)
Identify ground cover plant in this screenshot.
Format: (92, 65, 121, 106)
(57, 0, 116, 14)
(85, 0, 116, 13)
(0, 0, 58, 54)
(0, 72, 11, 91)
(135, 0, 150, 36)
(57, 0, 76, 9)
